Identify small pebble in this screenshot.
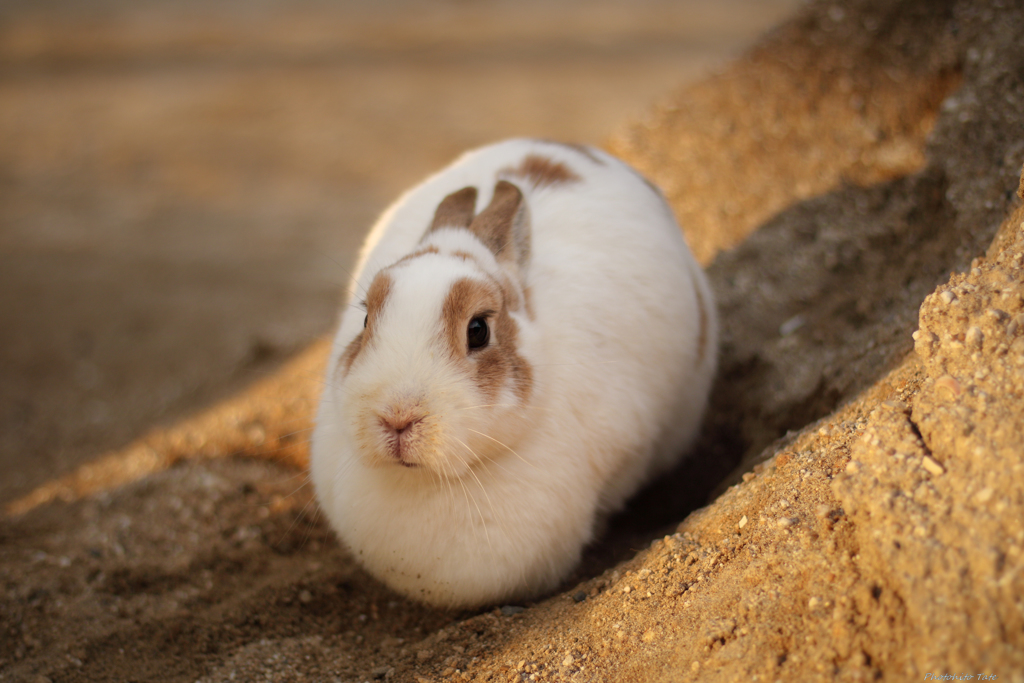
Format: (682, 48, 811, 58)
(779, 314, 806, 336)
(934, 375, 963, 399)
(738, 515, 748, 529)
(1012, 337, 1024, 358)
(562, 656, 575, 667)
(922, 456, 945, 476)
(573, 591, 587, 603)
(500, 605, 525, 616)
(966, 326, 984, 349)
(939, 290, 957, 304)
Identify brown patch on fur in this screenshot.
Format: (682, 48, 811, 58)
(447, 256, 527, 316)
(426, 186, 478, 235)
(452, 250, 479, 264)
(337, 272, 393, 378)
(690, 268, 709, 366)
(485, 305, 534, 403)
(338, 331, 365, 377)
(365, 272, 394, 319)
(395, 245, 440, 265)
(468, 181, 530, 268)
(502, 154, 581, 189)
(447, 242, 530, 318)
(442, 278, 498, 359)
(521, 284, 535, 319)
(442, 277, 533, 403)
(496, 275, 523, 316)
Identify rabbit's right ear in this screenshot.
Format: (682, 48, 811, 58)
(468, 180, 531, 270)
(427, 186, 478, 234)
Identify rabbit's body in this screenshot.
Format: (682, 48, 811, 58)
(312, 139, 716, 608)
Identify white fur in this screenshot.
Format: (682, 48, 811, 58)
(312, 139, 718, 608)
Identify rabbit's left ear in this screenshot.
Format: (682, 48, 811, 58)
(426, 186, 478, 233)
(468, 180, 531, 270)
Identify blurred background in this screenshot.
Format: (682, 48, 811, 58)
(0, 0, 799, 506)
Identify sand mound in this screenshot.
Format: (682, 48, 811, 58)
(3, 0, 1023, 680)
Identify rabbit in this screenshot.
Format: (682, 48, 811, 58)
(311, 138, 717, 609)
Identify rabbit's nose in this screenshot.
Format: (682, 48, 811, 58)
(380, 413, 420, 435)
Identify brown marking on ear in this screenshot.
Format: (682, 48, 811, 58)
(441, 277, 533, 403)
(425, 186, 478, 236)
(502, 154, 581, 189)
(467, 181, 530, 267)
(690, 268, 709, 366)
(395, 245, 439, 265)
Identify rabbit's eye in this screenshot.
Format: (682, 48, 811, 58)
(467, 317, 489, 350)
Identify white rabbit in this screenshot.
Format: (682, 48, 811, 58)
(311, 139, 717, 608)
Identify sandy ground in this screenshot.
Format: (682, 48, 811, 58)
(3, 0, 1024, 681)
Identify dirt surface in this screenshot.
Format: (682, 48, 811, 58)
(4, 0, 1024, 681)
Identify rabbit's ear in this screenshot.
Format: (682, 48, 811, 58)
(468, 180, 531, 270)
(426, 186, 478, 234)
